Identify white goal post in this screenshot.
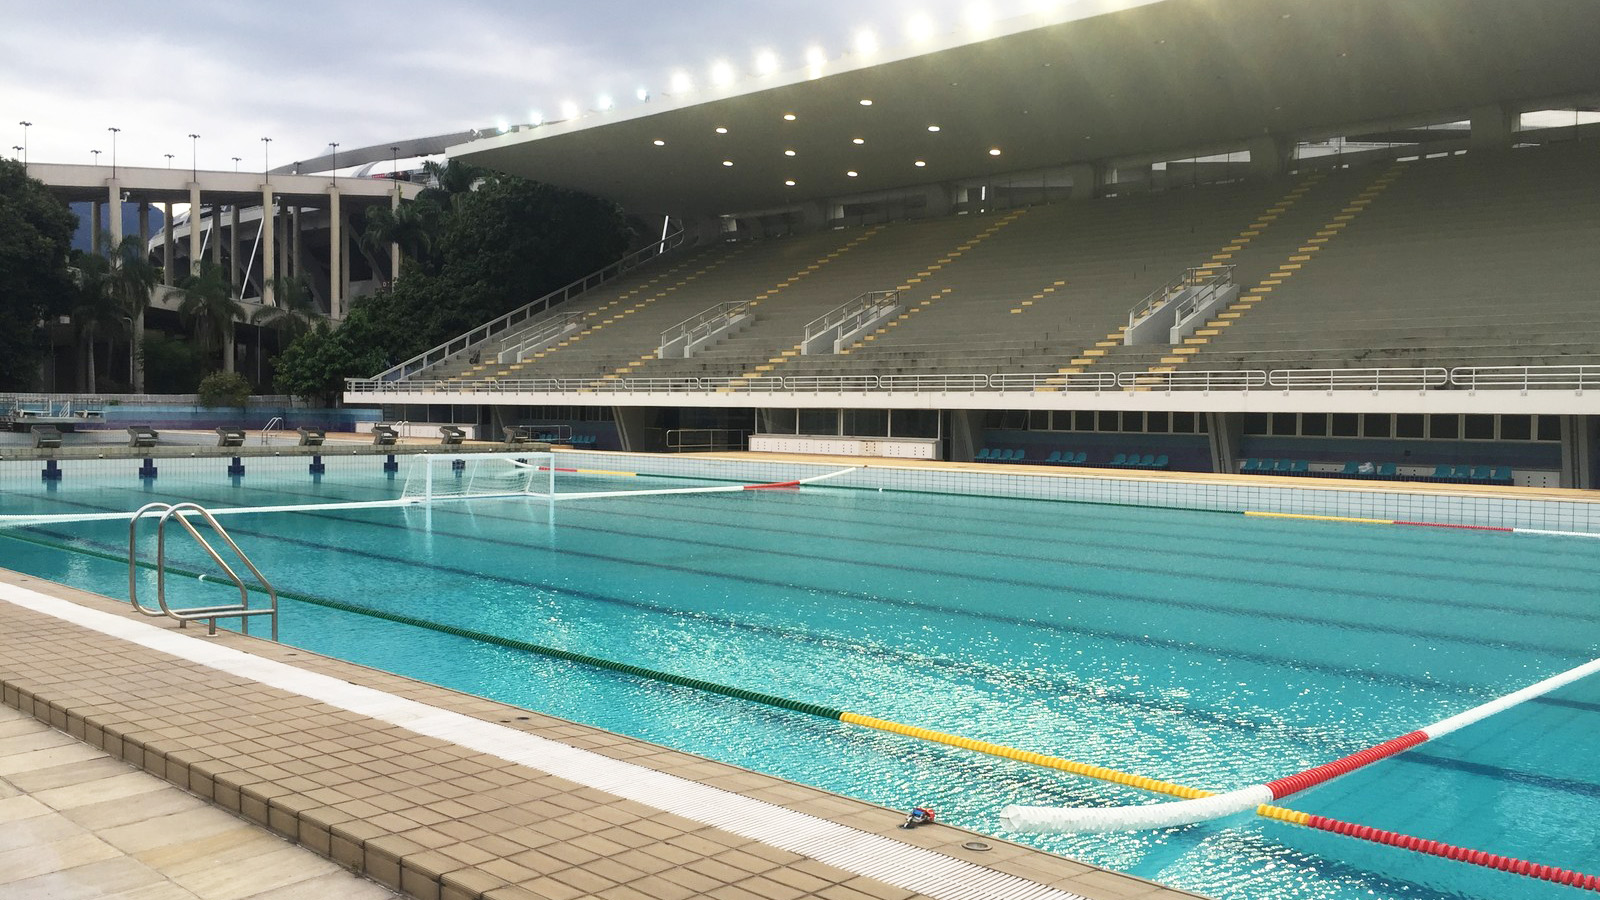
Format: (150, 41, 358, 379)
(400, 451, 557, 503)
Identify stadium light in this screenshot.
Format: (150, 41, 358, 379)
(711, 60, 735, 87)
(329, 142, 339, 182)
(559, 102, 578, 121)
(164, 153, 173, 168)
(965, 3, 995, 35)
(854, 29, 879, 56)
(17, 121, 28, 164)
(261, 137, 271, 182)
(107, 127, 120, 178)
(805, 46, 827, 79)
(91, 149, 101, 166)
(188, 133, 200, 180)
(907, 14, 937, 43)
(670, 71, 693, 94)
(232, 156, 240, 172)
(598, 94, 614, 111)
(755, 50, 779, 76)
(636, 87, 650, 102)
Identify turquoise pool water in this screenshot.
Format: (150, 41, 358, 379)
(3, 459, 1598, 900)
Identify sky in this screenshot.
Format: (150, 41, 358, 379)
(2, 0, 1071, 173)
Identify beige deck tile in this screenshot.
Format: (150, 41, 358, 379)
(0, 855, 168, 899)
(0, 829, 123, 884)
(167, 843, 340, 900)
(0, 741, 107, 776)
(0, 793, 51, 824)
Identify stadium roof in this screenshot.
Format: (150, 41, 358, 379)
(452, 0, 1599, 218)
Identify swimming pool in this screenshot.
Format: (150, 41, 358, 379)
(2, 453, 1598, 900)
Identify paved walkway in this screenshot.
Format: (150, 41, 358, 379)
(0, 704, 396, 900)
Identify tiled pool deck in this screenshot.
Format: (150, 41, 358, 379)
(0, 568, 1202, 900)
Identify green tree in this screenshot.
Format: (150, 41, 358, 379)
(174, 259, 243, 373)
(197, 370, 251, 407)
(67, 251, 122, 391)
(252, 274, 320, 344)
(272, 321, 386, 406)
(0, 158, 76, 389)
(103, 233, 160, 392)
(139, 331, 206, 393)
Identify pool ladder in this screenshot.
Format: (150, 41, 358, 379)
(128, 502, 279, 640)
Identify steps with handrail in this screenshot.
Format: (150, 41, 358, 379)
(127, 501, 279, 640)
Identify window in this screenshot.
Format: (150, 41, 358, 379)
(1148, 411, 1170, 433)
(1300, 413, 1328, 437)
(1331, 413, 1360, 437)
(1537, 415, 1562, 442)
(1074, 410, 1096, 432)
(1028, 410, 1051, 431)
(1429, 414, 1459, 440)
(843, 408, 888, 436)
(1270, 413, 1298, 436)
(1499, 415, 1531, 441)
(1464, 414, 1495, 441)
(1243, 413, 1269, 435)
(1363, 413, 1392, 438)
(1123, 412, 1146, 433)
(1171, 412, 1197, 434)
(1394, 414, 1424, 439)
(891, 409, 938, 438)
(798, 408, 838, 435)
(1098, 410, 1120, 432)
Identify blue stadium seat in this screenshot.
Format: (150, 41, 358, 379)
(1138, 454, 1156, 467)
(975, 448, 993, 461)
(1153, 454, 1170, 469)
(1452, 465, 1472, 481)
(1431, 464, 1454, 480)
(1273, 459, 1294, 473)
(1341, 461, 1361, 476)
(1290, 460, 1309, 475)
(1110, 453, 1127, 466)
(1072, 451, 1087, 465)
(1377, 462, 1397, 478)
(1471, 466, 1492, 482)
(1046, 450, 1062, 464)
(1014, 449, 1028, 462)
(1492, 466, 1513, 483)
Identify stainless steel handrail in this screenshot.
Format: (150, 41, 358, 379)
(260, 416, 284, 444)
(1268, 367, 1448, 390)
(804, 291, 901, 345)
(660, 301, 752, 348)
(128, 501, 279, 640)
(498, 312, 583, 364)
(1450, 365, 1600, 391)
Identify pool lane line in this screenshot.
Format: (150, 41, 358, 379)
(1002, 653, 1600, 834)
(1245, 509, 1600, 538)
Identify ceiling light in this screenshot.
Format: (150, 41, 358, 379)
(859, 99, 874, 106)
(846, 170, 859, 177)
(722, 160, 734, 167)
(927, 125, 941, 132)
(530, 111, 544, 126)
(784, 179, 796, 186)
(715, 126, 728, 134)
(783, 113, 797, 121)
(652, 139, 666, 146)
(852, 137, 865, 145)
(597, 94, 614, 111)
(914, 160, 927, 167)
(989, 148, 1002, 156)
(784, 149, 796, 156)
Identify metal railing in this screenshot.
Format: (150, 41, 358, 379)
(666, 428, 749, 452)
(369, 229, 688, 382)
(1450, 365, 1600, 391)
(804, 290, 901, 350)
(1170, 265, 1236, 329)
(260, 416, 284, 444)
(128, 502, 278, 640)
(497, 312, 582, 364)
(1269, 367, 1449, 391)
(1125, 369, 1270, 391)
(1127, 266, 1230, 329)
(660, 301, 753, 355)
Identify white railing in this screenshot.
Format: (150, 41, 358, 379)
(660, 301, 752, 356)
(498, 312, 583, 364)
(1170, 265, 1236, 330)
(1450, 365, 1600, 391)
(348, 365, 1600, 397)
(803, 290, 900, 351)
(369, 229, 688, 382)
(1269, 367, 1449, 391)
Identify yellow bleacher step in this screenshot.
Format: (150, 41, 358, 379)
(1083, 349, 1107, 357)
(1195, 329, 1220, 336)
(1146, 366, 1176, 373)
(1173, 346, 1200, 355)
(1159, 356, 1186, 365)
(1095, 341, 1118, 348)
(1184, 337, 1209, 345)
(1057, 367, 1084, 375)
(1069, 358, 1094, 366)
(1219, 312, 1241, 319)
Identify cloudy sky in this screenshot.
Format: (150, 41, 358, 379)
(3, 0, 1071, 173)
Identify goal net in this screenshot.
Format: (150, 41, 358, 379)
(400, 451, 556, 503)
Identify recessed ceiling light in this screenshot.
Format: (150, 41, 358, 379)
(783, 113, 797, 121)
(715, 126, 728, 134)
(852, 137, 865, 145)
(988, 148, 1002, 156)
(784, 179, 796, 186)
(652, 139, 665, 146)
(784, 149, 796, 157)
(846, 170, 859, 177)
(859, 99, 873, 106)
(722, 160, 734, 167)
(927, 125, 941, 132)
(914, 160, 926, 167)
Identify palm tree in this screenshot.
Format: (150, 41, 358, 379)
(102, 233, 160, 392)
(67, 252, 120, 391)
(252, 274, 320, 343)
(175, 259, 244, 373)
(360, 201, 437, 273)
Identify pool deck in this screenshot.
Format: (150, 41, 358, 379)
(0, 565, 1206, 900)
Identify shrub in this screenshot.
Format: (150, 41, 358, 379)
(197, 370, 251, 408)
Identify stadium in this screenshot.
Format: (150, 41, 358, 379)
(3, 2, 1600, 899)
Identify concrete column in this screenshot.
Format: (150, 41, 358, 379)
(327, 188, 342, 319)
(106, 181, 123, 248)
(340, 212, 352, 310)
(209, 205, 222, 267)
(1205, 412, 1243, 474)
(1470, 103, 1515, 154)
(91, 203, 102, 254)
(162, 203, 175, 285)
(1065, 163, 1101, 201)
(1246, 135, 1290, 178)
(260, 187, 276, 308)
(947, 410, 985, 462)
(291, 206, 302, 279)
(230, 205, 242, 287)
(138, 202, 149, 248)
(390, 191, 401, 282)
(136, 201, 150, 392)
(187, 183, 202, 274)
(1559, 415, 1594, 489)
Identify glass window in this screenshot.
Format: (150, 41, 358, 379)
(1499, 415, 1531, 441)
(1098, 410, 1120, 432)
(1171, 412, 1197, 434)
(1073, 410, 1096, 432)
(1243, 413, 1269, 435)
(843, 408, 888, 436)
(1463, 414, 1495, 441)
(1147, 411, 1170, 433)
(798, 408, 838, 435)
(1028, 410, 1051, 431)
(1331, 413, 1360, 437)
(1300, 414, 1328, 437)
(1123, 411, 1145, 433)
(891, 409, 938, 438)
(1429, 414, 1459, 440)
(1270, 413, 1298, 436)
(1395, 414, 1424, 439)
(1363, 413, 1392, 438)
(1537, 415, 1562, 442)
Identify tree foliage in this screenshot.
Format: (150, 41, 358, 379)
(197, 370, 251, 408)
(280, 168, 634, 402)
(0, 159, 76, 389)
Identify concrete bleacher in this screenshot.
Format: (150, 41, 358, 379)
(1172, 143, 1600, 373)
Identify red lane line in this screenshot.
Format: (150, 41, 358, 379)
(1304, 815, 1600, 891)
(1394, 521, 1514, 532)
(1266, 732, 1428, 799)
(744, 481, 801, 490)
(537, 467, 580, 473)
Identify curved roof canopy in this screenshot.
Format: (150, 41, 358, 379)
(453, 0, 1600, 217)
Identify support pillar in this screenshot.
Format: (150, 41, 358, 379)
(209, 205, 222, 267)
(947, 410, 985, 462)
(260, 186, 276, 308)
(1065, 163, 1102, 201)
(1470, 103, 1515, 154)
(1560, 415, 1594, 490)
(91, 203, 102, 253)
(1206, 412, 1242, 474)
(187, 183, 202, 274)
(1246, 134, 1290, 178)
(230, 205, 242, 287)
(327, 187, 343, 319)
(106, 181, 123, 248)
(162, 203, 175, 285)
(291, 206, 302, 280)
